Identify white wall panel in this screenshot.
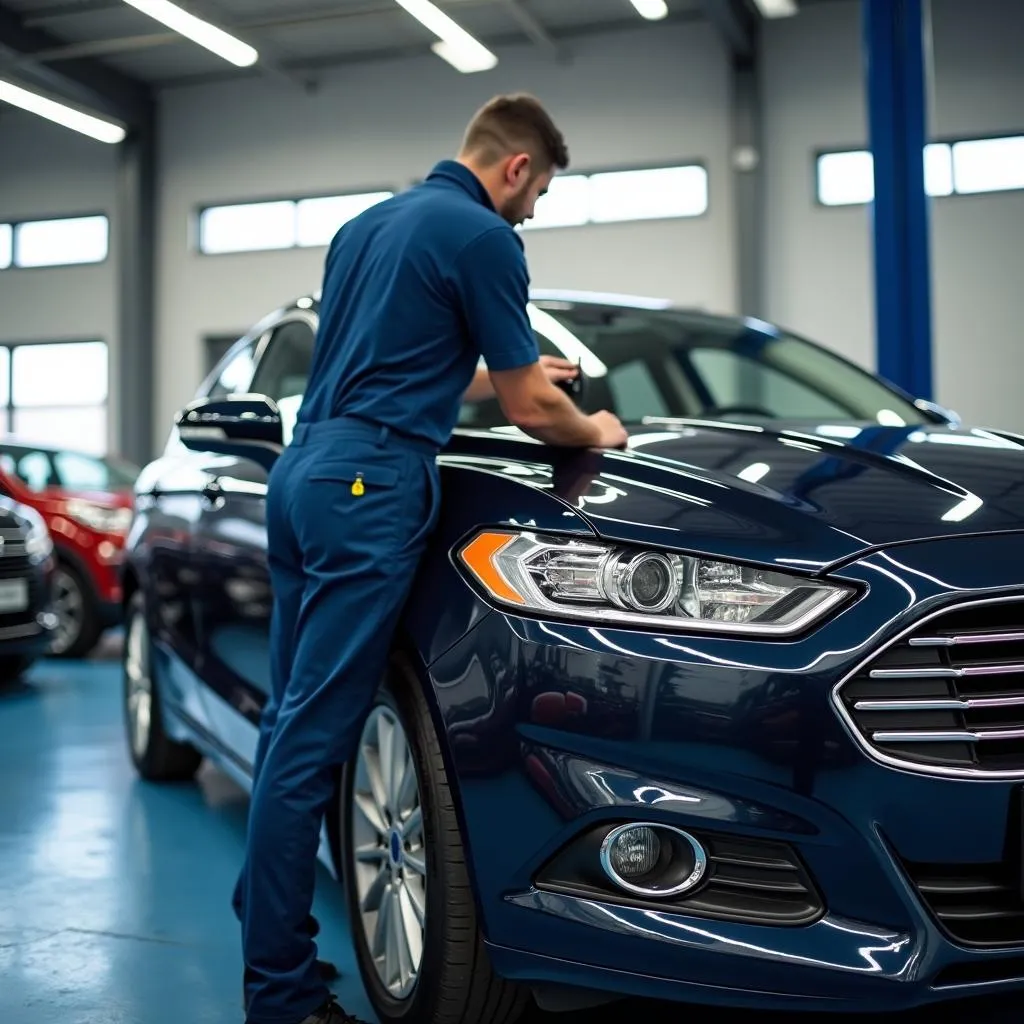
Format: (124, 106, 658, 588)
(153, 21, 735, 447)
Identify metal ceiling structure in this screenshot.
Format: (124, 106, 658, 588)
(0, 0, 715, 93)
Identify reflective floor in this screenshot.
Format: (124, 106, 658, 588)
(0, 647, 1021, 1024)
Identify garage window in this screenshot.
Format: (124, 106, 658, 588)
(522, 164, 709, 231)
(816, 134, 1024, 205)
(0, 215, 109, 269)
(0, 341, 109, 455)
(198, 190, 394, 254)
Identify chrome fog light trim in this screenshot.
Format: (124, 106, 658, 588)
(599, 822, 707, 898)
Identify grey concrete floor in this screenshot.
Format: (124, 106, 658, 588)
(0, 640, 1020, 1023)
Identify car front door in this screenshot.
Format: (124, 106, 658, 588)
(191, 312, 317, 770)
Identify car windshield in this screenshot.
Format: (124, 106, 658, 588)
(458, 301, 929, 429)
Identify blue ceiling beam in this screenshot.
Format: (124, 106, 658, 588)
(863, 0, 934, 401)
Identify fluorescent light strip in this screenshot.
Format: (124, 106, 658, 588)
(630, 0, 669, 20)
(393, 0, 497, 73)
(753, 0, 798, 16)
(0, 78, 125, 143)
(121, 0, 258, 67)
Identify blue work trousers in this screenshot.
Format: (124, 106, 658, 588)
(232, 417, 440, 1024)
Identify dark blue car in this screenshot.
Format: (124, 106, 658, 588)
(121, 290, 1024, 1021)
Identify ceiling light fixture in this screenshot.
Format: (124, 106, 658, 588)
(630, 0, 669, 20)
(752, 0, 799, 17)
(0, 78, 126, 143)
(121, 0, 258, 67)
(393, 0, 497, 73)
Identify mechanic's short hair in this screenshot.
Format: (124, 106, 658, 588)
(461, 93, 569, 172)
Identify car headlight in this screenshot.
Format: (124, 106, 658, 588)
(16, 503, 54, 561)
(457, 530, 854, 636)
(65, 498, 133, 535)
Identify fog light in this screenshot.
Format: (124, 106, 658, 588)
(600, 823, 707, 898)
(607, 825, 660, 877)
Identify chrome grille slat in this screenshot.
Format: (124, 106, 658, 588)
(855, 694, 1024, 711)
(873, 727, 1024, 744)
(835, 596, 1024, 777)
(870, 663, 1024, 680)
(911, 631, 1024, 647)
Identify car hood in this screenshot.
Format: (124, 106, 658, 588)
(498, 421, 1024, 571)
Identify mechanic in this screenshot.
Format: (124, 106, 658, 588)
(233, 92, 628, 1024)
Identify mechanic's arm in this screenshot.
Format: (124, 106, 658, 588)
(453, 228, 626, 448)
(462, 355, 578, 403)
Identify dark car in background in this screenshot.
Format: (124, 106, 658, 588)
(121, 291, 1024, 1021)
(0, 494, 57, 684)
(0, 443, 138, 657)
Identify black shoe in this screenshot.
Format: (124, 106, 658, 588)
(298, 996, 370, 1023)
(316, 958, 340, 981)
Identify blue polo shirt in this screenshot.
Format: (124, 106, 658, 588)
(298, 160, 540, 448)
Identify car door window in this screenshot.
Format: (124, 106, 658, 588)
(207, 339, 258, 398)
(249, 318, 317, 443)
(7, 449, 55, 491)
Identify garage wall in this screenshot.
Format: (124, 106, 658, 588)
(0, 109, 120, 447)
(153, 19, 735, 448)
(762, 0, 1024, 431)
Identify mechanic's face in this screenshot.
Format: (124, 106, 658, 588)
(498, 154, 555, 227)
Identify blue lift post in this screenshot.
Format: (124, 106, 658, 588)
(863, 0, 934, 401)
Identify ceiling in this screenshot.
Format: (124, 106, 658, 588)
(0, 0, 716, 90)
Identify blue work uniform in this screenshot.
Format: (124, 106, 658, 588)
(234, 160, 540, 1024)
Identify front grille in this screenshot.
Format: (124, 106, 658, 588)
(0, 525, 28, 559)
(534, 826, 823, 926)
(0, 559, 43, 633)
(904, 859, 1024, 947)
(680, 833, 822, 925)
(837, 598, 1024, 774)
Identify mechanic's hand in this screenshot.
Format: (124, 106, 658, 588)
(540, 355, 579, 385)
(588, 410, 629, 449)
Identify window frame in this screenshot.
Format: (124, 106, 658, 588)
(813, 131, 1024, 207)
(0, 212, 111, 270)
(195, 185, 397, 257)
(520, 159, 711, 232)
(0, 337, 111, 452)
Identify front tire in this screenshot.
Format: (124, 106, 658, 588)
(123, 592, 202, 782)
(50, 560, 102, 659)
(342, 659, 530, 1024)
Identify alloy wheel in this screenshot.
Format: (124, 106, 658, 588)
(124, 609, 153, 759)
(50, 568, 84, 655)
(351, 704, 427, 1001)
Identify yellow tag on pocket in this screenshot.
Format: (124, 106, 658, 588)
(351, 474, 365, 496)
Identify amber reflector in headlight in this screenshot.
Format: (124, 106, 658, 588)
(457, 529, 853, 636)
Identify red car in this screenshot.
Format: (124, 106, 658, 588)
(0, 442, 139, 657)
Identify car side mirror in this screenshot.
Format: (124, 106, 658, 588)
(175, 393, 283, 471)
(914, 398, 961, 427)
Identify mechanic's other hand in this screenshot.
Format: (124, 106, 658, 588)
(539, 354, 579, 385)
(589, 410, 629, 449)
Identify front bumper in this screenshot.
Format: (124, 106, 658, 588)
(0, 554, 57, 656)
(428, 531, 1024, 1011)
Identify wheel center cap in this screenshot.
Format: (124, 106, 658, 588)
(389, 830, 402, 867)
